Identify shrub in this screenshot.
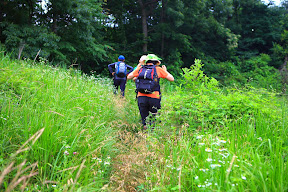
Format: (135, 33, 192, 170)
(164, 59, 280, 129)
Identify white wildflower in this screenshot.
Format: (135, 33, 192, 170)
(205, 148, 212, 152)
(206, 158, 213, 162)
(206, 182, 212, 187)
(220, 153, 229, 158)
(212, 142, 220, 146)
(218, 148, 227, 152)
(210, 164, 221, 168)
(199, 168, 205, 172)
(198, 143, 205, 146)
(218, 160, 225, 164)
(196, 135, 203, 139)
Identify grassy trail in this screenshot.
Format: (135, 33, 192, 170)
(0, 53, 287, 191)
(108, 130, 149, 191)
(104, 94, 153, 191)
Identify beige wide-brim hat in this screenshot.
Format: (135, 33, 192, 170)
(139, 55, 147, 62)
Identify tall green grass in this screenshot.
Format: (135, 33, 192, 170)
(0, 53, 140, 191)
(0, 53, 287, 191)
(133, 61, 288, 191)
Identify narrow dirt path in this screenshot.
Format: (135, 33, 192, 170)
(106, 97, 160, 191)
(109, 131, 153, 191)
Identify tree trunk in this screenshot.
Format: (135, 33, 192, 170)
(160, 0, 166, 58)
(0, 1, 5, 43)
(52, 15, 57, 33)
(27, 0, 34, 24)
(138, 0, 148, 53)
(18, 41, 25, 60)
(233, 0, 240, 24)
(142, 8, 148, 53)
(138, 0, 160, 53)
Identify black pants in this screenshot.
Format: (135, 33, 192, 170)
(137, 96, 161, 126)
(113, 78, 126, 96)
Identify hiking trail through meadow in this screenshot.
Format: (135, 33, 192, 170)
(106, 97, 162, 191)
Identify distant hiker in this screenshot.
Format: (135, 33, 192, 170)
(108, 55, 133, 97)
(127, 54, 174, 130)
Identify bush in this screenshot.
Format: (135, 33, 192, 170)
(202, 54, 282, 91)
(242, 54, 282, 90)
(164, 59, 280, 129)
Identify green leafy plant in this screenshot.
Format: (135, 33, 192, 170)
(181, 59, 219, 93)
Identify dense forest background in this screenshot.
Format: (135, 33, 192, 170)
(1, 0, 288, 90)
(1, 1, 288, 191)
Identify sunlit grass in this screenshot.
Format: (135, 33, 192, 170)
(0, 51, 287, 191)
(0, 53, 134, 191)
(139, 101, 287, 192)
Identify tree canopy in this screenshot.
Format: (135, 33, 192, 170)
(1, 0, 287, 81)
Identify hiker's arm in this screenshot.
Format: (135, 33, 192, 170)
(127, 65, 134, 74)
(162, 65, 174, 82)
(166, 73, 174, 81)
(108, 63, 115, 76)
(127, 64, 141, 80)
(127, 72, 134, 80)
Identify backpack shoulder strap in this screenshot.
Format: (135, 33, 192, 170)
(152, 65, 159, 79)
(138, 66, 144, 74)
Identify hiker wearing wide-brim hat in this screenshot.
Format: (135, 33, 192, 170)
(108, 55, 134, 97)
(132, 55, 147, 81)
(139, 55, 147, 64)
(127, 54, 174, 130)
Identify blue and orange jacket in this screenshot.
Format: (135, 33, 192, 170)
(132, 64, 168, 99)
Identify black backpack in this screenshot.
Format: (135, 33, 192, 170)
(135, 65, 159, 94)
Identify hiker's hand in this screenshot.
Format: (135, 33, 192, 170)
(162, 65, 167, 71)
(112, 72, 115, 76)
(137, 63, 142, 68)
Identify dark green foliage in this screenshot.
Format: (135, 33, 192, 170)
(227, 1, 283, 57)
(3, 24, 60, 60)
(203, 54, 282, 90)
(1, 0, 287, 89)
(203, 57, 244, 85)
(1, 0, 110, 74)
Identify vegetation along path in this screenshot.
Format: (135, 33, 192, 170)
(0, 53, 287, 191)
